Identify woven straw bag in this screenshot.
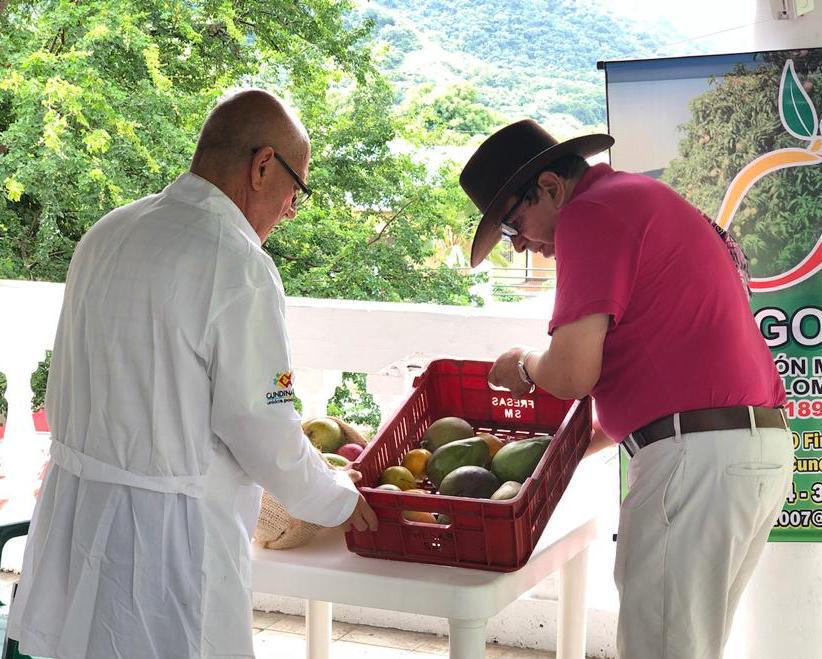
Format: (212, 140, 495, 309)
(254, 417, 368, 550)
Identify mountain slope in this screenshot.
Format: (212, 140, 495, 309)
(360, 0, 693, 135)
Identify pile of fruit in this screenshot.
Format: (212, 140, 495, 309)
(376, 416, 552, 523)
(303, 416, 367, 468)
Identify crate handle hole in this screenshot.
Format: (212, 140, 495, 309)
(401, 511, 441, 525)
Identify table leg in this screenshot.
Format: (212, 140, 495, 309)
(448, 617, 487, 659)
(557, 545, 589, 659)
(305, 599, 332, 659)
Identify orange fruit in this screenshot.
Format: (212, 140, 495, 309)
(402, 448, 432, 480)
(402, 510, 437, 523)
(478, 433, 504, 459)
(380, 465, 416, 491)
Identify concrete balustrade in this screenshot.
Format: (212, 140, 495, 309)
(3, 277, 820, 657)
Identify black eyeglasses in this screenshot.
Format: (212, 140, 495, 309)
(273, 152, 312, 210)
(500, 197, 526, 238)
(500, 185, 539, 238)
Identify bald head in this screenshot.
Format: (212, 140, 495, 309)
(189, 90, 312, 243)
(190, 89, 309, 178)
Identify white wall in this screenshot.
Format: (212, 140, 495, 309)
(754, 0, 822, 50)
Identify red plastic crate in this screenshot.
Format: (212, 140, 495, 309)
(345, 359, 592, 572)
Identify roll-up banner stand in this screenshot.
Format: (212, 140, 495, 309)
(601, 49, 822, 541)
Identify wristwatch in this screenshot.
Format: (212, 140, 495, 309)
(516, 350, 537, 394)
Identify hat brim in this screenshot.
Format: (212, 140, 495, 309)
(469, 133, 614, 267)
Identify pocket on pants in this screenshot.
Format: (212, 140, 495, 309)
(726, 463, 787, 477)
(661, 449, 686, 525)
(622, 442, 685, 516)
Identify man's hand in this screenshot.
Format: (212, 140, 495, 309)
(488, 346, 535, 397)
(345, 468, 362, 484)
(340, 494, 379, 533)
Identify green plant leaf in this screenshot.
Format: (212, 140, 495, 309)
(779, 60, 818, 140)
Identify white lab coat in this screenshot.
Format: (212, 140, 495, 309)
(7, 173, 359, 659)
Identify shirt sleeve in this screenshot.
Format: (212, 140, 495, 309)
(549, 199, 642, 334)
(207, 280, 358, 528)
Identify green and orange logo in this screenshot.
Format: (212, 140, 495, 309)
(716, 60, 822, 292)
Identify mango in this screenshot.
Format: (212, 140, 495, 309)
(402, 448, 432, 480)
(490, 436, 551, 484)
(438, 466, 500, 499)
(490, 481, 522, 501)
(421, 416, 474, 452)
(304, 417, 345, 452)
(322, 453, 350, 469)
(477, 432, 504, 459)
(427, 437, 489, 488)
(380, 465, 417, 490)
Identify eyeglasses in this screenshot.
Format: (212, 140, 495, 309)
(500, 197, 526, 238)
(499, 185, 538, 239)
(273, 152, 312, 210)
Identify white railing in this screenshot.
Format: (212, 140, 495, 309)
(0, 278, 621, 656)
(0, 278, 562, 425)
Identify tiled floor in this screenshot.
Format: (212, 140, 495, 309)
(1, 571, 556, 657)
(252, 610, 556, 658)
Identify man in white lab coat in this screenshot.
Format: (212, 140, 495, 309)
(8, 90, 377, 659)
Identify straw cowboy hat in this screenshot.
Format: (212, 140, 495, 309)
(459, 119, 614, 266)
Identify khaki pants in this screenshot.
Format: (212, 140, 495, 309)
(614, 411, 793, 659)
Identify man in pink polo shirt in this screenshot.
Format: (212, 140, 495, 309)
(460, 120, 792, 659)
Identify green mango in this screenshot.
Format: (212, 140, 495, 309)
(490, 481, 522, 501)
(421, 416, 475, 452)
(490, 436, 551, 484)
(438, 466, 500, 499)
(427, 437, 490, 487)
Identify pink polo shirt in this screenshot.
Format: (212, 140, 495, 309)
(548, 164, 785, 440)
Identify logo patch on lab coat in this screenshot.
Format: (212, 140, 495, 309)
(266, 371, 295, 405)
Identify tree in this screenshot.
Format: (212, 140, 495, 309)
(398, 84, 504, 146)
(0, 0, 476, 303)
(0, 0, 485, 427)
(662, 53, 822, 276)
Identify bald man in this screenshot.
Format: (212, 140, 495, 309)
(8, 90, 377, 659)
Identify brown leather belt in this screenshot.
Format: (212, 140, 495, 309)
(623, 405, 786, 457)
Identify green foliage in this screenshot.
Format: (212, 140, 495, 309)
(491, 283, 524, 303)
(364, 0, 683, 129)
(0, 351, 50, 418)
(268, 70, 480, 305)
(1, 0, 484, 421)
(327, 373, 381, 435)
(1, 0, 475, 303)
(31, 351, 52, 411)
(0, 3, 294, 276)
(399, 84, 504, 145)
(662, 53, 822, 276)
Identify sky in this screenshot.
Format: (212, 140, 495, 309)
(602, 0, 759, 53)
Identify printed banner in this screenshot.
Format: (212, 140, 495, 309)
(603, 49, 822, 541)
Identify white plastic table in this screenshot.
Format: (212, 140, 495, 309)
(251, 478, 598, 659)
